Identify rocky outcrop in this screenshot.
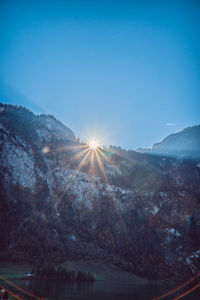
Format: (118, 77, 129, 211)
(0, 103, 200, 280)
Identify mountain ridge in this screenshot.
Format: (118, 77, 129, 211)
(137, 125, 200, 159)
(0, 103, 200, 280)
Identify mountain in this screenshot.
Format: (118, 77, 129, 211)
(0, 103, 200, 280)
(138, 125, 200, 159)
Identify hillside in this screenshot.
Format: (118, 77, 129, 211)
(0, 103, 200, 280)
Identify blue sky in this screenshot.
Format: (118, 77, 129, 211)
(0, 0, 200, 149)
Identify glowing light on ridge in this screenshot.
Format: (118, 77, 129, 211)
(89, 139, 99, 150)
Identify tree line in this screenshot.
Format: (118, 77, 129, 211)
(33, 265, 95, 282)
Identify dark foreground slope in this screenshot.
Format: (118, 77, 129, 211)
(0, 103, 200, 280)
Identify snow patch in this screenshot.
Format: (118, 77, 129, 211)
(151, 206, 159, 215)
(67, 234, 77, 241)
(165, 228, 181, 237)
(185, 250, 200, 272)
(159, 192, 168, 198)
(190, 250, 200, 259)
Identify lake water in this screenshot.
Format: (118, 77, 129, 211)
(11, 277, 200, 300)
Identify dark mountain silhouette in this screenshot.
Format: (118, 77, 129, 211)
(0, 103, 200, 280)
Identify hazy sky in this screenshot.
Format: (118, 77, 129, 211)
(1, 0, 200, 149)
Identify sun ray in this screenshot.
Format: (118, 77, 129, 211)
(76, 149, 91, 172)
(41, 137, 113, 220)
(57, 147, 89, 171)
(97, 147, 121, 174)
(43, 134, 112, 189)
(68, 147, 90, 163)
(89, 148, 95, 175)
(97, 148, 111, 163)
(66, 149, 91, 187)
(95, 150, 109, 184)
(42, 143, 88, 156)
(64, 144, 88, 150)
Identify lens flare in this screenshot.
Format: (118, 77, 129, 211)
(42, 134, 110, 200)
(89, 140, 99, 150)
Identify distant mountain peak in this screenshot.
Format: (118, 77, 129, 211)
(138, 125, 200, 159)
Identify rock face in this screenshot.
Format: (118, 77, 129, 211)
(0, 103, 200, 280)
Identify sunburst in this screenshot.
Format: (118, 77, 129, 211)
(42, 134, 112, 216)
(89, 139, 99, 150)
(42, 134, 111, 187)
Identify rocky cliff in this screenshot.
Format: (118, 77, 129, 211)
(0, 103, 200, 280)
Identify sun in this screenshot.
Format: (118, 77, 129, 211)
(89, 139, 99, 150)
